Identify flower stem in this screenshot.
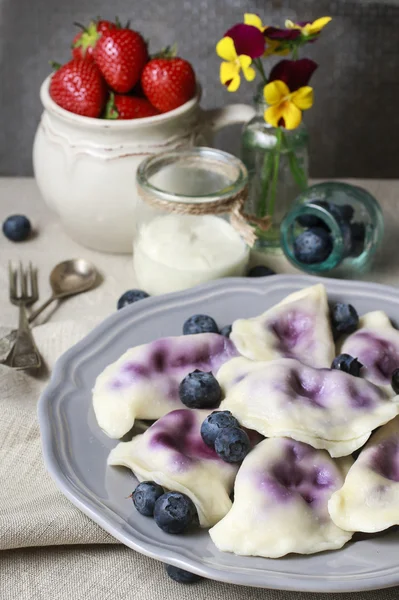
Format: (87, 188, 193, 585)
(268, 127, 282, 220)
(291, 45, 299, 60)
(258, 149, 275, 218)
(253, 58, 268, 84)
(281, 131, 307, 191)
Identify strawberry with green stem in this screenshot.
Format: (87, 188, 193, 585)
(105, 92, 159, 119)
(50, 58, 107, 117)
(141, 46, 196, 113)
(94, 27, 148, 93)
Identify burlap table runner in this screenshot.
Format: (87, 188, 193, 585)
(0, 319, 398, 599)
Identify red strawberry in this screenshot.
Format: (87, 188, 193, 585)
(72, 20, 116, 61)
(94, 29, 148, 93)
(49, 59, 107, 118)
(105, 93, 159, 119)
(141, 57, 196, 113)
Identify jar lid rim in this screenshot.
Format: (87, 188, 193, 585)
(136, 147, 248, 205)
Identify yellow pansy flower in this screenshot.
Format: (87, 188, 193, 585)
(244, 13, 266, 32)
(216, 36, 256, 92)
(285, 17, 332, 36)
(264, 80, 313, 130)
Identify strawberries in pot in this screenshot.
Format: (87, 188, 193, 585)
(105, 93, 159, 119)
(94, 28, 148, 93)
(141, 56, 196, 113)
(50, 59, 107, 118)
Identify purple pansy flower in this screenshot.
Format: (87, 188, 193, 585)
(224, 23, 265, 59)
(269, 58, 318, 91)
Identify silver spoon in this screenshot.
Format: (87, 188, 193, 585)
(27, 258, 98, 323)
(0, 259, 98, 363)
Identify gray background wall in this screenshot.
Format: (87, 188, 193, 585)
(0, 0, 398, 177)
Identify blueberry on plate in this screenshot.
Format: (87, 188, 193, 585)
(200, 410, 239, 448)
(132, 481, 164, 517)
(331, 302, 359, 335)
(214, 426, 251, 463)
(183, 314, 218, 335)
(117, 289, 149, 309)
(247, 265, 276, 277)
(179, 370, 221, 409)
(2, 214, 31, 242)
(154, 492, 198, 534)
(331, 353, 363, 377)
(293, 227, 333, 265)
(391, 369, 399, 394)
(219, 324, 232, 338)
(165, 564, 203, 584)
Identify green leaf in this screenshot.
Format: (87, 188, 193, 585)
(104, 92, 119, 120)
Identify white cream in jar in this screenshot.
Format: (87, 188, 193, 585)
(133, 214, 249, 295)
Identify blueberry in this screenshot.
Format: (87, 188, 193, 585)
(179, 370, 221, 409)
(200, 410, 239, 448)
(214, 426, 251, 463)
(183, 314, 218, 335)
(219, 325, 232, 338)
(340, 221, 353, 257)
(297, 201, 331, 230)
(331, 303, 359, 335)
(331, 353, 363, 377)
(117, 289, 149, 309)
(165, 564, 202, 584)
(297, 214, 325, 229)
(337, 204, 355, 222)
(154, 492, 197, 534)
(2, 215, 31, 242)
(293, 227, 333, 264)
(132, 481, 164, 517)
(392, 369, 399, 394)
(351, 222, 366, 242)
(247, 265, 275, 277)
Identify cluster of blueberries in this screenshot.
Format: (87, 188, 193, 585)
(131, 409, 249, 584)
(293, 201, 365, 265)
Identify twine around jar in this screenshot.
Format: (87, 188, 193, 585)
(137, 185, 271, 247)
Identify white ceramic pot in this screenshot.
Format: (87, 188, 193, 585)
(33, 76, 255, 253)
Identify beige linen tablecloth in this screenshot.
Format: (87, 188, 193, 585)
(1, 178, 399, 599)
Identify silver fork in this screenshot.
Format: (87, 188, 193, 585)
(7, 262, 41, 370)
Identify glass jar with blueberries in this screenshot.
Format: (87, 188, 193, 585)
(280, 182, 384, 276)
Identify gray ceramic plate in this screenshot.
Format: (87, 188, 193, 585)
(38, 275, 399, 593)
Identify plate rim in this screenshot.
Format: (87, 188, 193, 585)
(38, 274, 399, 592)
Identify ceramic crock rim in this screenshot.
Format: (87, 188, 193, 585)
(39, 74, 202, 128)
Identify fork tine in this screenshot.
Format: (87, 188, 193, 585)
(29, 262, 38, 301)
(19, 261, 26, 297)
(8, 261, 15, 299)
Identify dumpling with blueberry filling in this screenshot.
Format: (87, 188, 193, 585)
(328, 415, 399, 533)
(340, 311, 399, 395)
(217, 356, 266, 394)
(92, 333, 237, 438)
(221, 358, 399, 457)
(107, 409, 239, 527)
(209, 437, 353, 558)
(231, 284, 335, 368)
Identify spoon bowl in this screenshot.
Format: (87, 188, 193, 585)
(50, 259, 98, 298)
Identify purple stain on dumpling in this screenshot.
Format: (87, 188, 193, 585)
(286, 369, 326, 407)
(268, 310, 313, 357)
(257, 440, 337, 507)
(344, 331, 399, 385)
(107, 334, 237, 403)
(370, 438, 399, 482)
(149, 410, 220, 471)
